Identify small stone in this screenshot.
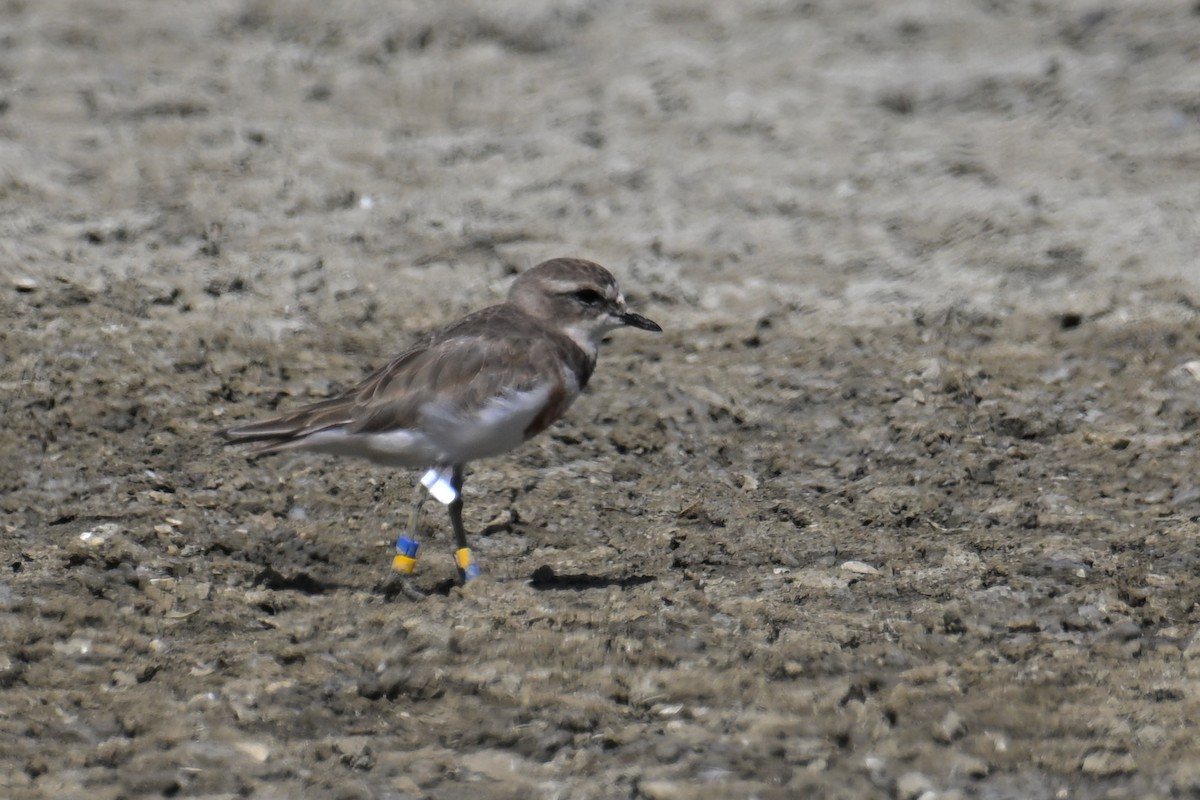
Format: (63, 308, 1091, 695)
(234, 741, 270, 763)
(654, 739, 684, 763)
(1136, 724, 1167, 747)
(1080, 750, 1136, 777)
(933, 710, 965, 743)
(13, 276, 38, 292)
(1173, 761, 1200, 793)
(638, 781, 688, 800)
(459, 749, 523, 781)
(78, 522, 120, 544)
(841, 560, 880, 575)
(896, 770, 934, 800)
(1179, 360, 1200, 382)
(954, 754, 989, 778)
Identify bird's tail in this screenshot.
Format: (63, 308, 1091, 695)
(219, 396, 356, 454)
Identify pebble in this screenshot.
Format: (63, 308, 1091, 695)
(1179, 360, 1200, 382)
(954, 754, 989, 778)
(638, 780, 688, 800)
(234, 741, 270, 763)
(1080, 750, 1136, 776)
(933, 710, 965, 743)
(79, 522, 120, 544)
(896, 770, 934, 800)
(1173, 761, 1200, 793)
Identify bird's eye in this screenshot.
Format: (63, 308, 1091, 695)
(572, 289, 605, 306)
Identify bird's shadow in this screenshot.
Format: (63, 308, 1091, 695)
(253, 564, 656, 601)
(252, 565, 335, 595)
(528, 565, 655, 592)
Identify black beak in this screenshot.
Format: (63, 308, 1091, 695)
(621, 311, 662, 332)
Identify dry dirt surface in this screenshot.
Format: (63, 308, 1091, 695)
(5, 2, 1200, 798)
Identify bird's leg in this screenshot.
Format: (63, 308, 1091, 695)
(408, 482, 429, 534)
(448, 464, 480, 583)
(380, 478, 428, 602)
(391, 481, 427, 576)
(448, 465, 467, 549)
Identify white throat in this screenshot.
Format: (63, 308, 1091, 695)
(559, 317, 620, 359)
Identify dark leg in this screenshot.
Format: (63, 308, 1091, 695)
(448, 465, 467, 551)
(406, 483, 428, 539)
(391, 481, 426, 574)
(380, 479, 428, 602)
(448, 464, 480, 582)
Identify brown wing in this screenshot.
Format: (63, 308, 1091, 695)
(349, 326, 576, 434)
(217, 347, 427, 450)
(221, 306, 594, 451)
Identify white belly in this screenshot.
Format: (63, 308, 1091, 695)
(294, 383, 558, 468)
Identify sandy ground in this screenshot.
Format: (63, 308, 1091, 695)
(5, 1, 1200, 798)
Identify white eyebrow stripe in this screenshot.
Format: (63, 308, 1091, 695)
(539, 278, 618, 297)
(540, 279, 589, 293)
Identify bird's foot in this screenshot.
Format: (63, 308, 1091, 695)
(377, 571, 427, 601)
(378, 535, 426, 601)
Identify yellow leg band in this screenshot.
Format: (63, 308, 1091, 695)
(392, 554, 418, 574)
(455, 548, 473, 571)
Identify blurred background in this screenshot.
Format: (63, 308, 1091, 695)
(6, 0, 1198, 329)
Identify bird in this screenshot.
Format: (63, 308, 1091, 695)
(221, 257, 662, 590)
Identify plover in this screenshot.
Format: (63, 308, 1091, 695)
(221, 257, 662, 587)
